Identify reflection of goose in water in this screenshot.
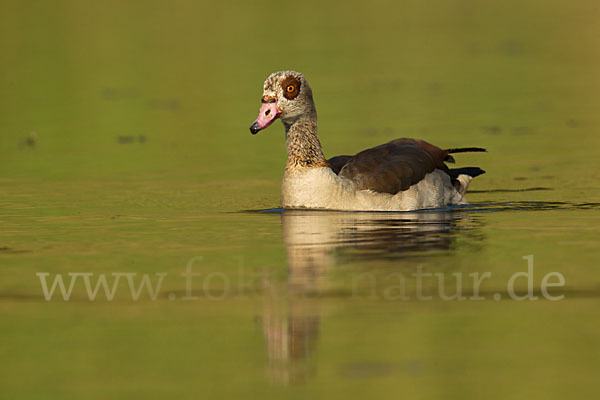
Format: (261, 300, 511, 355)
(261, 210, 479, 384)
(281, 210, 477, 263)
(261, 295, 319, 385)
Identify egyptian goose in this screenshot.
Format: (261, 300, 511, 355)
(249, 71, 486, 211)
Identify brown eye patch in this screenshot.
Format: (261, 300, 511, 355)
(281, 76, 301, 100)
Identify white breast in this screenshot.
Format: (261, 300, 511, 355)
(280, 167, 465, 211)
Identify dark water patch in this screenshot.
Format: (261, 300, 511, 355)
(512, 126, 533, 135)
(0, 246, 31, 254)
(427, 81, 443, 96)
(468, 187, 551, 193)
(499, 39, 525, 56)
(18, 132, 38, 149)
(481, 125, 534, 135)
(116, 135, 146, 144)
(234, 208, 284, 214)
(481, 125, 502, 135)
(576, 203, 600, 209)
(0, 293, 47, 301)
(452, 201, 600, 213)
(102, 87, 139, 100)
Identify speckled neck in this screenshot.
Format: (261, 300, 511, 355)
(283, 112, 328, 170)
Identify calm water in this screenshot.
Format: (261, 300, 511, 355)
(1, 0, 599, 398)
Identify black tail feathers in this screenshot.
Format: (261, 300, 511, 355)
(449, 167, 486, 179)
(447, 147, 487, 154)
(444, 147, 486, 163)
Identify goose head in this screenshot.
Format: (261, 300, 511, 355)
(250, 71, 315, 134)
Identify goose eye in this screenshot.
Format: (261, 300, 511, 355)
(282, 78, 301, 100)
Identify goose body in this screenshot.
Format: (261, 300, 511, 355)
(281, 167, 464, 211)
(250, 71, 485, 211)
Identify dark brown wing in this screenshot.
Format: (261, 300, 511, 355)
(327, 138, 450, 195)
(327, 155, 353, 174)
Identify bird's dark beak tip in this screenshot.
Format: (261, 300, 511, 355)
(249, 122, 261, 135)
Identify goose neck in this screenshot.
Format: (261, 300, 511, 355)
(284, 113, 327, 170)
